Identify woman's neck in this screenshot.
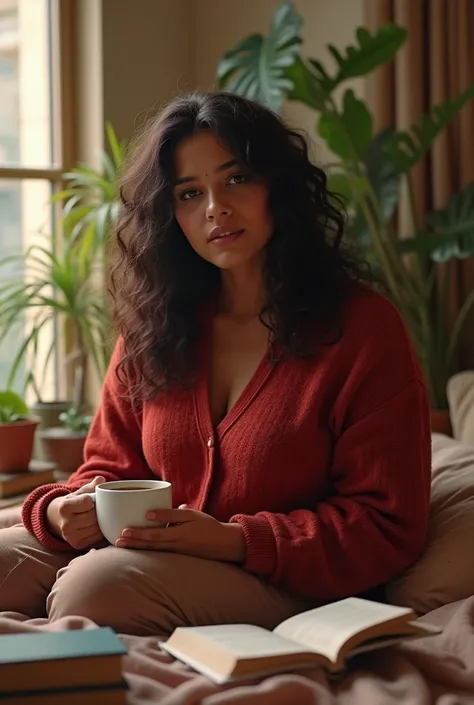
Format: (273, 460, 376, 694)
(218, 266, 266, 320)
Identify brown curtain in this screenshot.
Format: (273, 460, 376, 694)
(365, 0, 474, 367)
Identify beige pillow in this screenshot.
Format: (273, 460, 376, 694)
(447, 371, 474, 445)
(386, 432, 474, 614)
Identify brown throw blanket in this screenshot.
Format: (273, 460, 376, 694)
(0, 597, 473, 704)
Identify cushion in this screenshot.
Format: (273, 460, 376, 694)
(386, 432, 474, 614)
(447, 371, 474, 445)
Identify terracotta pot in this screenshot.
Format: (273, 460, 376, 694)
(30, 400, 73, 461)
(430, 409, 452, 436)
(0, 418, 39, 472)
(31, 401, 73, 429)
(38, 427, 86, 475)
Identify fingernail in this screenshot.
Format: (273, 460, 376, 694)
(121, 529, 132, 537)
(146, 512, 156, 520)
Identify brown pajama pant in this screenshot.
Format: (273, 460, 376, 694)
(0, 525, 309, 636)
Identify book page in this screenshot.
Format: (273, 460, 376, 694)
(172, 624, 308, 659)
(274, 598, 414, 665)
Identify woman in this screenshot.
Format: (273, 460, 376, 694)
(0, 92, 430, 635)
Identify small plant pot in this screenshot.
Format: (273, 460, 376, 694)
(30, 400, 73, 461)
(31, 401, 74, 429)
(0, 418, 39, 473)
(38, 427, 87, 475)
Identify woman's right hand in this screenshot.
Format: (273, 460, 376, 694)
(46, 476, 106, 549)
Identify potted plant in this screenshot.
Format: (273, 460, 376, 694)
(217, 2, 474, 428)
(0, 227, 111, 461)
(0, 390, 39, 472)
(52, 122, 126, 261)
(38, 406, 93, 475)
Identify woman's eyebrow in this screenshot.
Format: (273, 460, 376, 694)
(174, 159, 238, 186)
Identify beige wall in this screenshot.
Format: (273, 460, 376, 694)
(101, 0, 193, 143)
(89, 0, 365, 161)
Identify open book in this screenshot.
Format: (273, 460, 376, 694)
(160, 597, 440, 683)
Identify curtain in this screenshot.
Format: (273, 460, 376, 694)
(365, 0, 474, 367)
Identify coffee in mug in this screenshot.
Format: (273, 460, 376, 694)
(85, 479, 172, 545)
(114, 487, 149, 491)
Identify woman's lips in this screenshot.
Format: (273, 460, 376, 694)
(209, 229, 245, 245)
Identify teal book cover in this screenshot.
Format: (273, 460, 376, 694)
(0, 627, 126, 664)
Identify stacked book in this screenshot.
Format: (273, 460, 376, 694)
(0, 627, 128, 703)
(0, 460, 58, 502)
(0, 461, 72, 512)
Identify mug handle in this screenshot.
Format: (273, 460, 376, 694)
(83, 492, 96, 504)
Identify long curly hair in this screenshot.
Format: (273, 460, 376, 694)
(110, 91, 371, 401)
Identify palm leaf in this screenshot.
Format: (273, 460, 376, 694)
(6, 313, 52, 389)
(106, 121, 127, 169)
(217, 1, 302, 111)
(101, 150, 117, 184)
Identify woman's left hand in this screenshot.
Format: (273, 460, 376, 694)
(115, 505, 247, 563)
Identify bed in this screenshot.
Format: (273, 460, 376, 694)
(1, 424, 474, 704)
(0, 598, 472, 705)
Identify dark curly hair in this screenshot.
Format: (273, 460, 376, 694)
(110, 91, 371, 401)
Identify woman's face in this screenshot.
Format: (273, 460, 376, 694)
(173, 131, 273, 272)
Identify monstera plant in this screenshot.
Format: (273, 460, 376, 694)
(217, 1, 474, 411)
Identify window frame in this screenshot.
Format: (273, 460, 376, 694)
(0, 0, 77, 399)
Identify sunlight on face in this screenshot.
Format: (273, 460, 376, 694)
(173, 131, 273, 272)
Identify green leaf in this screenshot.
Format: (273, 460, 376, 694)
(350, 128, 400, 242)
(101, 150, 117, 184)
(364, 128, 400, 220)
(63, 204, 95, 237)
(326, 172, 353, 205)
(0, 390, 28, 420)
(385, 84, 474, 173)
(285, 56, 327, 110)
(50, 188, 76, 203)
(217, 0, 303, 111)
(325, 24, 407, 91)
(95, 203, 113, 245)
(106, 121, 126, 169)
(6, 314, 52, 390)
(317, 89, 373, 161)
(426, 181, 474, 262)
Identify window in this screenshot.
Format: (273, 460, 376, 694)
(0, 0, 73, 400)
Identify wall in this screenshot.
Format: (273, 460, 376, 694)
(101, 0, 193, 143)
(88, 0, 365, 154)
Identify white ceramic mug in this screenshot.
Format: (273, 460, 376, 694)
(86, 479, 172, 545)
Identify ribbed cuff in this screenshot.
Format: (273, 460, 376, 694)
(22, 484, 74, 552)
(229, 514, 277, 576)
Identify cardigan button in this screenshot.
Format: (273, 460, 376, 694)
(207, 437, 214, 448)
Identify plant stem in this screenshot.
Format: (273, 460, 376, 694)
(30, 375, 43, 404)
